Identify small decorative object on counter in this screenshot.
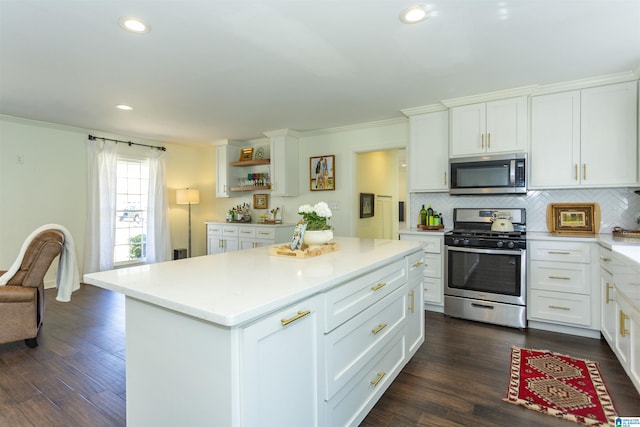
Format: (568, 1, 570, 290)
(427, 205, 434, 226)
(227, 203, 252, 223)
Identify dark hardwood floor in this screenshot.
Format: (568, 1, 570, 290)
(1, 284, 638, 426)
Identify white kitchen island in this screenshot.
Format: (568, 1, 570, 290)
(83, 237, 425, 427)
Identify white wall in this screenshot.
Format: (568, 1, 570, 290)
(0, 115, 215, 286)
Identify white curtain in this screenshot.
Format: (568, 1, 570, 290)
(84, 138, 117, 274)
(146, 149, 171, 263)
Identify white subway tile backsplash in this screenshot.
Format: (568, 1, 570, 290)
(410, 188, 640, 232)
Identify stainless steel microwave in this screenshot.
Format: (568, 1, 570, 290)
(449, 153, 527, 195)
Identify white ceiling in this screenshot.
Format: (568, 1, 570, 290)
(1, 1, 639, 146)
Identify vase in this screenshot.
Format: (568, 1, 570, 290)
(303, 229, 334, 247)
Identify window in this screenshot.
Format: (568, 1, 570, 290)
(114, 157, 149, 264)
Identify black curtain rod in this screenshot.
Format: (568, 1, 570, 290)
(88, 134, 166, 151)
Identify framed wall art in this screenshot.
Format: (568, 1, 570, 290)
(239, 148, 254, 161)
(546, 203, 600, 234)
(360, 193, 375, 218)
(253, 193, 268, 209)
(310, 155, 335, 191)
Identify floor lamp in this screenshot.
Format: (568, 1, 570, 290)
(176, 188, 200, 257)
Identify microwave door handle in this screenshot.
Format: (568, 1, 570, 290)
(509, 160, 516, 186)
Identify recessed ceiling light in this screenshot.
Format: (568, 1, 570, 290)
(399, 5, 431, 24)
(119, 17, 150, 34)
(116, 104, 134, 111)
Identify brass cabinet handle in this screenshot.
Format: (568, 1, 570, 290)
(444, 171, 447, 186)
(371, 282, 387, 291)
(548, 305, 570, 311)
(281, 310, 311, 327)
(601, 257, 611, 262)
(412, 261, 424, 268)
(619, 310, 630, 337)
(372, 323, 388, 334)
(488, 132, 491, 149)
(605, 283, 614, 304)
(481, 133, 485, 149)
(370, 372, 386, 387)
(258, 232, 270, 235)
(408, 290, 415, 314)
(583, 163, 587, 180)
(575, 164, 579, 181)
(548, 275, 571, 280)
(548, 251, 571, 255)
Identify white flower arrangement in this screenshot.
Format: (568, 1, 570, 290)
(298, 202, 333, 231)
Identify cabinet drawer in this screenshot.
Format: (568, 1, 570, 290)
(407, 251, 425, 283)
(399, 234, 442, 254)
(423, 276, 443, 305)
(529, 289, 591, 326)
(238, 226, 256, 238)
(325, 289, 406, 399)
(255, 228, 276, 240)
(222, 225, 239, 237)
(325, 259, 405, 333)
(326, 332, 405, 427)
(529, 241, 591, 263)
(423, 253, 442, 278)
(207, 224, 223, 235)
(530, 261, 590, 294)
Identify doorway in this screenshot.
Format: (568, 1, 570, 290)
(355, 149, 406, 239)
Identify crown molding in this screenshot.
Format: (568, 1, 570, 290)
(263, 128, 302, 138)
(299, 116, 407, 138)
(532, 71, 638, 96)
(401, 103, 448, 117)
(441, 85, 538, 107)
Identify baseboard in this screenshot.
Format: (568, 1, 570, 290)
(528, 320, 601, 339)
(44, 279, 56, 289)
(425, 303, 444, 313)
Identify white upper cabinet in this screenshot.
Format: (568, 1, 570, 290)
(216, 144, 231, 198)
(407, 110, 449, 192)
(530, 80, 637, 188)
(267, 129, 299, 197)
(450, 96, 528, 157)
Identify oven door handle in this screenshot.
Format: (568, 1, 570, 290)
(445, 245, 523, 256)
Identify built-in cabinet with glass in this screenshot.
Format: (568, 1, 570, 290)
(450, 96, 528, 157)
(530, 80, 638, 188)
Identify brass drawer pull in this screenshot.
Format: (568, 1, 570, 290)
(548, 275, 571, 280)
(601, 257, 611, 262)
(408, 290, 415, 314)
(605, 283, 614, 304)
(371, 282, 387, 291)
(370, 372, 386, 387)
(548, 305, 570, 311)
(548, 251, 571, 255)
(281, 310, 311, 327)
(372, 323, 388, 335)
(620, 310, 630, 337)
(412, 261, 424, 268)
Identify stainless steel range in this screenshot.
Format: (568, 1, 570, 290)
(444, 208, 527, 329)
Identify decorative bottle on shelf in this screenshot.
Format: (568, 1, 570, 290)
(427, 205, 434, 226)
(419, 205, 427, 226)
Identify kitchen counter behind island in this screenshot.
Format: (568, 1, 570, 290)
(83, 237, 425, 427)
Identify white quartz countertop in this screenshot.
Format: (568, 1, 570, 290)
(83, 237, 422, 328)
(204, 221, 295, 228)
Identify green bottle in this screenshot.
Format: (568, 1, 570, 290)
(420, 205, 427, 226)
(427, 205, 434, 226)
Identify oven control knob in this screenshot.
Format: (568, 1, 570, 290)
(507, 241, 515, 249)
(453, 238, 460, 245)
(463, 239, 470, 246)
(496, 241, 504, 248)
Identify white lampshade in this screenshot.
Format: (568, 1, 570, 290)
(176, 188, 200, 205)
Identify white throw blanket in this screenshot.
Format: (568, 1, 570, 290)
(0, 224, 81, 302)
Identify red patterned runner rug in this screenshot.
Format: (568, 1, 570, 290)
(504, 347, 618, 426)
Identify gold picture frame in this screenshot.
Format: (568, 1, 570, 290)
(546, 203, 600, 234)
(253, 193, 268, 210)
(239, 148, 254, 162)
(310, 155, 335, 191)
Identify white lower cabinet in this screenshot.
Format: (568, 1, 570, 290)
(399, 232, 444, 312)
(206, 222, 293, 254)
(406, 250, 425, 358)
(600, 245, 616, 344)
(605, 250, 640, 394)
(527, 239, 600, 337)
(242, 295, 324, 427)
